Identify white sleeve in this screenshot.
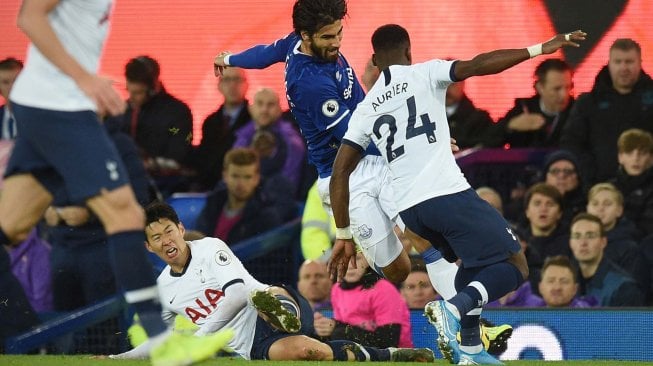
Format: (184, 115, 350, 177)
(342, 111, 371, 151)
(194, 280, 248, 336)
(425, 59, 456, 88)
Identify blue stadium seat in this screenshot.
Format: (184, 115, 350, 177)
(165, 192, 209, 231)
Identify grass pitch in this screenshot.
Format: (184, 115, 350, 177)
(1, 355, 652, 366)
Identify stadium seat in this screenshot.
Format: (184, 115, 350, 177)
(166, 192, 209, 231)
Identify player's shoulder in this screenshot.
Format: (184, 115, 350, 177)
(287, 57, 332, 84)
(189, 237, 239, 267)
(188, 237, 229, 254)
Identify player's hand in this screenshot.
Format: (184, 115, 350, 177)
(542, 30, 587, 54)
(450, 138, 459, 153)
(213, 51, 231, 77)
(77, 73, 126, 117)
(313, 312, 336, 337)
(327, 238, 357, 282)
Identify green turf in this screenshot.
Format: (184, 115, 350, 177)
(1, 355, 652, 366)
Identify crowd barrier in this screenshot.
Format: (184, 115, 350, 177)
(321, 308, 653, 361)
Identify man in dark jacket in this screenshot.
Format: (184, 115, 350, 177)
(195, 148, 297, 284)
(114, 55, 194, 196)
(569, 213, 645, 306)
(560, 38, 653, 185)
(445, 80, 500, 149)
(496, 58, 574, 148)
(193, 67, 251, 191)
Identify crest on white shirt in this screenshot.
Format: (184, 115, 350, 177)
(215, 250, 232, 266)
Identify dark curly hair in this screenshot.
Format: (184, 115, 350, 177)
(292, 0, 348, 36)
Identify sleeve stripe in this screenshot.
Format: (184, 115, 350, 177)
(450, 60, 460, 82)
(342, 139, 365, 154)
(326, 109, 350, 130)
(223, 278, 245, 292)
(383, 68, 392, 86)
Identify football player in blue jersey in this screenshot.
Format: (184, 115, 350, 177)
(213, 0, 449, 287)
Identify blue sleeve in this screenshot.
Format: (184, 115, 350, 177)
(229, 33, 297, 69)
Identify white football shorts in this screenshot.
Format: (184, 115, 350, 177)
(317, 155, 404, 268)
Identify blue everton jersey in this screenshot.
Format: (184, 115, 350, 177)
(229, 33, 376, 178)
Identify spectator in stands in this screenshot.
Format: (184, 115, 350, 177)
(193, 67, 250, 191)
(114, 55, 193, 197)
(1, 57, 52, 314)
(0, 59, 40, 348)
(233, 87, 306, 193)
(301, 182, 335, 261)
(43, 121, 152, 354)
(196, 147, 295, 242)
(561, 38, 653, 185)
(611, 129, 653, 236)
(0, 57, 22, 140)
(314, 252, 412, 348)
(8, 227, 52, 313)
(297, 259, 332, 311)
(446, 80, 500, 149)
(586, 182, 647, 292)
(569, 213, 645, 306)
(542, 150, 587, 226)
(400, 261, 439, 309)
(495, 59, 574, 148)
(521, 182, 571, 265)
(537, 255, 596, 308)
(195, 148, 296, 284)
(0, 248, 39, 353)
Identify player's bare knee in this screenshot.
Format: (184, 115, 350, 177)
(300, 346, 329, 361)
(383, 253, 411, 283)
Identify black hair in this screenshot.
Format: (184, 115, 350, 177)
(0, 57, 23, 71)
(125, 55, 160, 88)
(292, 0, 347, 36)
(145, 201, 181, 227)
(371, 24, 410, 53)
(534, 58, 571, 84)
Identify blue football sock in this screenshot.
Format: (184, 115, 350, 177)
(460, 313, 482, 347)
(327, 340, 390, 361)
(108, 230, 167, 337)
(472, 261, 524, 302)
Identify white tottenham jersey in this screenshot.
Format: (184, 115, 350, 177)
(157, 237, 267, 359)
(344, 60, 470, 212)
(10, 0, 113, 111)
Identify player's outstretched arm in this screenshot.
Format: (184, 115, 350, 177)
(213, 33, 296, 76)
(328, 143, 363, 282)
(453, 30, 586, 81)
